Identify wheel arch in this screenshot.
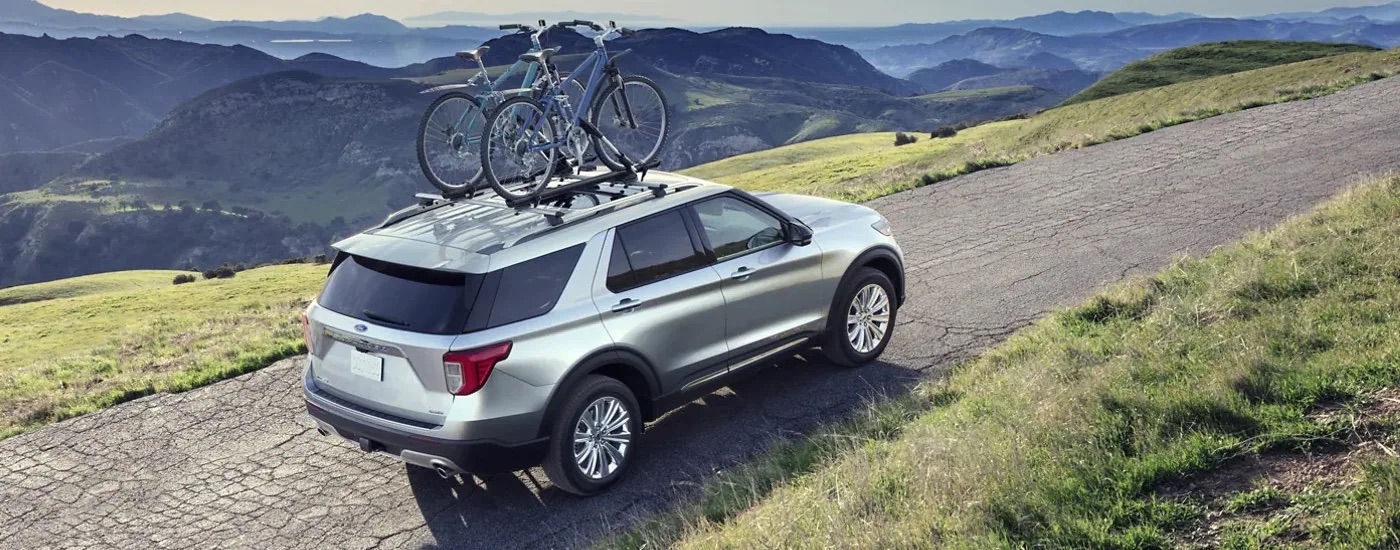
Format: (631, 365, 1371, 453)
(848, 246, 905, 305)
(536, 348, 660, 439)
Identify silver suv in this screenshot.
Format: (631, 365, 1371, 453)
(301, 171, 904, 495)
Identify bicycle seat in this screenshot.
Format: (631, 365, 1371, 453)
(456, 46, 490, 61)
(519, 47, 559, 64)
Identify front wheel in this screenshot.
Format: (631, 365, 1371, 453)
(822, 268, 898, 367)
(417, 92, 487, 195)
(542, 375, 641, 496)
(480, 96, 559, 202)
(590, 75, 669, 171)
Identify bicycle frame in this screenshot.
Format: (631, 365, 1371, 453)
(523, 39, 638, 161)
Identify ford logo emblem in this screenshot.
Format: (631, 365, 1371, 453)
(354, 324, 368, 333)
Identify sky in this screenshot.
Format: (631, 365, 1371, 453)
(38, 0, 1397, 27)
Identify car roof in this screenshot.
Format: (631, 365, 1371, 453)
(330, 170, 732, 273)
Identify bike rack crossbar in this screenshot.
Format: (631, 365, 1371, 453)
(410, 161, 670, 228)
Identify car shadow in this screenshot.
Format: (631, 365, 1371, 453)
(409, 352, 922, 550)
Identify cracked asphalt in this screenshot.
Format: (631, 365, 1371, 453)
(5, 77, 1400, 550)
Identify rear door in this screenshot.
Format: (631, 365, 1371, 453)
(690, 195, 826, 361)
(593, 209, 730, 394)
(307, 254, 482, 426)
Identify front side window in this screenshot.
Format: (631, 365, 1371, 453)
(692, 196, 786, 261)
(608, 211, 708, 292)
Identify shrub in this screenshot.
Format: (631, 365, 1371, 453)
(172, 274, 197, 285)
(930, 126, 959, 139)
(894, 132, 918, 147)
(313, 254, 329, 264)
(201, 265, 236, 280)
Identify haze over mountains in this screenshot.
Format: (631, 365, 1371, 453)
(4, 0, 1400, 287)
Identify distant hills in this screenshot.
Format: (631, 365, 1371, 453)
(0, 33, 454, 154)
(0, 0, 410, 34)
(863, 17, 1400, 76)
(778, 11, 1202, 50)
(403, 10, 681, 27)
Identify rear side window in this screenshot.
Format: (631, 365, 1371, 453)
(487, 244, 584, 327)
(608, 211, 709, 293)
(318, 255, 481, 335)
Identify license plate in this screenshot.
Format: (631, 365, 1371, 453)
(349, 349, 384, 381)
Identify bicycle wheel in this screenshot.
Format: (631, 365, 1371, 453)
(481, 96, 559, 202)
(417, 92, 486, 195)
(590, 75, 669, 171)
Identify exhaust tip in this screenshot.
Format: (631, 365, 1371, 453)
(433, 464, 455, 479)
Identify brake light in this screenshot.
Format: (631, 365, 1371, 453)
(300, 312, 315, 356)
(444, 342, 512, 396)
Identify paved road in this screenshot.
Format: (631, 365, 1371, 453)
(5, 77, 1400, 550)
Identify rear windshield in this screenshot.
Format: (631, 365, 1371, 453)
(318, 255, 481, 335)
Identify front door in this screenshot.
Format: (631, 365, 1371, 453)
(690, 195, 826, 362)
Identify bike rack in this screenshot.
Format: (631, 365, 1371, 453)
(411, 161, 669, 228)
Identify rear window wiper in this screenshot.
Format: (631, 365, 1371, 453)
(362, 309, 411, 328)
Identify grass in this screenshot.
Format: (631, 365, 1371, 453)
(916, 85, 1038, 102)
(682, 47, 1400, 202)
(608, 174, 1400, 549)
(1064, 41, 1380, 106)
(0, 270, 184, 307)
(0, 264, 326, 439)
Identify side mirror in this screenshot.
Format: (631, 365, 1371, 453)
(786, 222, 814, 247)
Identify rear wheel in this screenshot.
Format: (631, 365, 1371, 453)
(417, 92, 486, 195)
(822, 268, 897, 367)
(590, 75, 669, 171)
(480, 96, 559, 201)
(543, 375, 641, 496)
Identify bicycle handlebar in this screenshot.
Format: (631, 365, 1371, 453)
(500, 23, 546, 33)
(555, 19, 605, 31)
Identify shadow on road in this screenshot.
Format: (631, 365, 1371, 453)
(408, 353, 922, 550)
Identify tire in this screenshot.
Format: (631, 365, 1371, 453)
(480, 96, 559, 202)
(417, 92, 486, 195)
(542, 375, 642, 496)
(822, 268, 898, 367)
(590, 75, 669, 171)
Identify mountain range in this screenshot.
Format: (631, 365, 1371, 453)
(863, 16, 1400, 76)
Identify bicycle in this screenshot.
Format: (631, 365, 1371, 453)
(416, 21, 579, 196)
(479, 20, 670, 202)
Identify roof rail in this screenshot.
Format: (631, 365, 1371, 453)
(411, 163, 672, 228)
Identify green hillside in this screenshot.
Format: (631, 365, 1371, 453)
(1063, 40, 1380, 106)
(0, 270, 186, 307)
(683, 48, 1400, 201)
(0, 264, 325, 439)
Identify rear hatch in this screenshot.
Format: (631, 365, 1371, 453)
(306, 254, 484, 426)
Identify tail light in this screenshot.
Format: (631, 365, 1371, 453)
(444, 342, 512, 396)
(300, 312, 316, 356)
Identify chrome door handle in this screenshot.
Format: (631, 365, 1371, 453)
(730, 267, 756, 281)
(611, 298, 644, 313)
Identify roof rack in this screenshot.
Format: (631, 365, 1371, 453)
(411, 162, 671, 228)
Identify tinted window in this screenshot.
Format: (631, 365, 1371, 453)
(693, 196, 785, 260)
(606, 237, 637, 291)
(488, 244, 584, 327)
(610, 211, 708, 292)
(318, 255, 480, 335)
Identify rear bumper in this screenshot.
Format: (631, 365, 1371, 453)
(306, 400, 549, 475)
(309, 397, 548, 473)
